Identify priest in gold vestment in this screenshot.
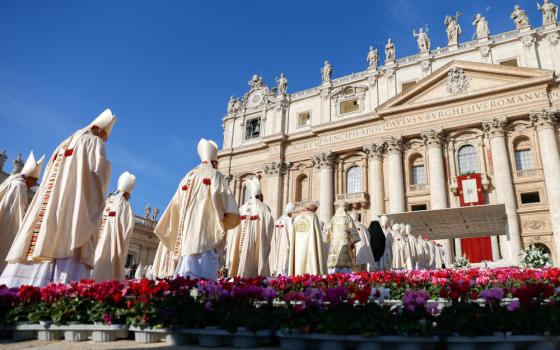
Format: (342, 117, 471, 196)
(0, 109, 115, 287)
(288, 201, 326, 276)
(228, 178, 274, 277)
(0, 152, 44, 272)
(325, 203, 361, 273)
(154, 139, 240, 281)
(269, 203, 295, 276)
(91, 171, 136, 282)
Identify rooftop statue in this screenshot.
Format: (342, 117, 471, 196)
(537, 0, 558, 26)
(385, 38, 395, 62)
(367, 46, 379, 69)
(472, 13, 489, 39)
(444, 12, 462, 46)
(276, 73, 288, 95)
(321, 60, 332, 82)
(413, 26, 430, 53)
(511, 5, 530, 29)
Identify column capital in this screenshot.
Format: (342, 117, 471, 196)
(482, 118, 508, 140)
(313, 152, 336, 169)
(385, 136, 403, 154)
(530, 109, 559, 131)
(363, 143, 385, 160)
(263, 161, 289, 175)
(421, 128, 446, 148)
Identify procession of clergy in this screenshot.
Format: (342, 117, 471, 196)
(0, 109, 447, 287)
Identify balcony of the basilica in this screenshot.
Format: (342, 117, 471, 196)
(335, 192, 369, 209)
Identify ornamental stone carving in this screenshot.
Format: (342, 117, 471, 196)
(0, 150, 6, 172)
(511, 5, 530, 29)
(482, 118, 508, 139)
(313, 152, 336, 169)
(413, 26, 430, 53)
(479, 45, 492, 58)
(367, 46, 379, 69)
(385, 38, 396, 63)
(446, 67, 469, 95)
(530, 109, 559, 130)
(385, 136, 403, 154)
(444, 12, 462, 46)
(276, 73, 288, 95)
(322, 61, 333, 83)
(547, 32, 559, 46)
(421, 128, 446, 148)
(248, 74, 265, 90)
(367, 76, 377, 88)
(420, 60, 432, 74)
(11, 154, 23, 175)
(537, 0, 558, 26)
(521, 35, 536, 48)
(384, 67, 395, 80)
(263, 161, 289, 175)
(363, 143, 385, 160)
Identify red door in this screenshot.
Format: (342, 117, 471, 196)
(457, 174, 493, 263)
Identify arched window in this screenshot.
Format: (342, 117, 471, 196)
(457, 145, 479, 175)
(513, 137, 533, 172)
(410, 155, 425, 185)
(295, 174, 309, 202)
(346, 166, 363, 194)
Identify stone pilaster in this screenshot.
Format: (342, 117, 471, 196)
(531, 109, 560, 264)
(263, 161, 288, 218)
(482, 118, 522, 264)
(363, 143, 386, 220)
(421, 128, 453, 264)
(386, 136, 405, 213)
(313, 152, 336, 225)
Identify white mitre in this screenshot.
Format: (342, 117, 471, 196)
(197, 138, 218, 162)
(118, 171, 137, 194)
(21, 151, 45, 179)
(90, 108, 117, 137)
(309, 200, 320, 208)
(284, 203, 295, 215)
(246, 177, 262, 198)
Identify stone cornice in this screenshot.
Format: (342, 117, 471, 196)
(530, 108, 559, 131)
(482, 118, 508, 139)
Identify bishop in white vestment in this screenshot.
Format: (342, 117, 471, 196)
(228, 178, 274, 277)
(269, 203, 294, 276)
(154, 139, 240, 281)
(0, 109, 115, 287)
(288, 202, 326, 276)
(91, 171, 136, 282)
(350, 212, 375, 272)
(0, 152, 44, 272)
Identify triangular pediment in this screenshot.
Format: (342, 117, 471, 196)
(378, 60, 553, 115)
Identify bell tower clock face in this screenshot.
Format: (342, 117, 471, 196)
(247, 91, 263, 107)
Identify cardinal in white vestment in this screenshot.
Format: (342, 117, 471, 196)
(0, 109, 115, 287)
(0, 152, 44, 272)
(350, 212, 374, 272)
(154, 139, 240, 281)
(288, 202, 326, 276)
(269, 203, 294, 276)
(152, 241, 176, 279)
(91, 171, 136, 282)
(325, 203, 361, 274)
(229, 178, 274, 278)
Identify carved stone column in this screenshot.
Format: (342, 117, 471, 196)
(314, 152, 336, 225)
(363, 143, 386, 220)
(386, 136, 405, 213)
(263, 161, 287, 218)
(531, 110, 560, 264)
(421, 129, 453, 265)
(482, 118, 522, 264)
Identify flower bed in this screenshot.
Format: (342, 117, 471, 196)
(1, 268, 560, 338)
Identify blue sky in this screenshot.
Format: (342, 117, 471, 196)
(0, 0, 543, 214)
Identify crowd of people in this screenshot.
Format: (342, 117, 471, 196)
(0, 109, 447, 288)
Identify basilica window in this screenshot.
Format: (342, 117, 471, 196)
(514, 138, 534, 173)
(244, 118, 261, 140)
(457, 144, 479, 175)
(297, 112, 310, 128)
(346, 166, 363, 194)
(409, 155, 425, 186)
(340, 99, 359, 115)
(295, 174, 309, 202)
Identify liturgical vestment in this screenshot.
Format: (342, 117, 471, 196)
(325, 208, 361, 272)
(91, 193, 134, 281)
(229, 198, 274, 277)
(155, 162, 240, 280)
(0, 175, 29, 272)
(152, 242, 176, 279)
(269, 213, 293, 276)
(353, 218, 375, 270)
(1, 128, 111, 287)
(288, 210, 327, 276)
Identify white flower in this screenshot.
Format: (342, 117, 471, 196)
(189, 288, 200, 299)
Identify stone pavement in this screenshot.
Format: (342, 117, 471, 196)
(0, 339, 278, 350)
